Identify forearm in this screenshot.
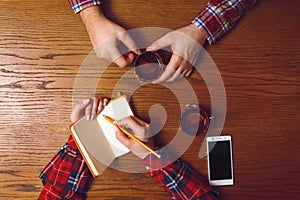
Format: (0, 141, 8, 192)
(79, 6, 108, 47)
(79, 5, 106, 27)
(68, 0, 136, 67)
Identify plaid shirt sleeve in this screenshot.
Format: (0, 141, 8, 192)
(38, 136, 93, 200)
(68, 0, 102, 14)
(68, 0, 257, 45)
(39, 138, 218, 200)
(193, 0, 258, 44)
(141, 151, 219, 200)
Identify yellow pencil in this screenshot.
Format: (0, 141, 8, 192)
(103, 115, 161, 158)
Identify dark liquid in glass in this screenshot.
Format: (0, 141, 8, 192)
(180, 108, 209, 136)
(134, 51, 163, 82)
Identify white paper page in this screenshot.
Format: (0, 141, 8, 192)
(98, 97, 133, 157)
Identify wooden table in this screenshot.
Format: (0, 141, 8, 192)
(0, 0, 299, 199)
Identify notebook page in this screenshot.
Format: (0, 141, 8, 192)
(98, 97, 133, 157)
(72, 117, 116, 169)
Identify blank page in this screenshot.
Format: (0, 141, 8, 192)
(98, 96, 133, 157)
(72, 117, 116, 169)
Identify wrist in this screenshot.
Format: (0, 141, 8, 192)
(79, 6, 111, 48)
(189, 23, 207, 45)
(79, 6, 107, 27)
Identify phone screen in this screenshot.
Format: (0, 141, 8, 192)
(208, 140, 232, 180)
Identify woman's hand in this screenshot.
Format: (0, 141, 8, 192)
(70, 97, 109, 123)
(80, 6, 140, 68)
(114, 116, 155, 159)
(147, 24, 206, 83)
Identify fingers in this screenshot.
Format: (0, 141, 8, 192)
(89, 97, 109, 120)
(70, 98, 90, 123)
(106, 31, 140, 68)
(116, 116, 142, 133)
(166, 70, 182, 82)
(96, 36, 138, 68)
(151, 52, 194, 83)
(102, 98, 109, 107)
(75, 97, 107, 121)
(152, 54, 181, 84)
(114, 125, 131, 148)
(84, 99, 93, 121)
(118, 32, 141, 55)
(130, 116, 148, 126)
(166, 63, 193, 82)
(90, 97, 99, 120)
(147, 33, 175, 82)
(114, 123, 150, 159)
(108, 46, 128, 68)
(116, 116, 149, 141)
(183, 66, 194, 77)
(109, 47, 138, 68)
(96, 98, 109, 116)
(73, 99, 90, 113)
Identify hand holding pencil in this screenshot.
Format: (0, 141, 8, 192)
(104, 115, 160, 159)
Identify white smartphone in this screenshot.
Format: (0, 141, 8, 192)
(206, 135, 234, 186)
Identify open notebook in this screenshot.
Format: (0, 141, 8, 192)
(69, 96, 133, 177)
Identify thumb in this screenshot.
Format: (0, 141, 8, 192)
(75, 98, 90, 110)
(108, 46, 128, 68)
(118, 32, 140, 55)
(147, 34, 172, 51)
(70, 98, 90, 122)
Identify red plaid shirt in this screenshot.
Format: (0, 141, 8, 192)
(67, 0, 258, 44)
(39, 136, 219, 199)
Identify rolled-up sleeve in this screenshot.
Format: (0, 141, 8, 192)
(68, 0, 102, 14)
(39, 136, 93, 199)
(141, 150, 219, 200)
(193, 0, 258, 44)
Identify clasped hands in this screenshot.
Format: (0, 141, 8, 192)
(71, 97, 154, 159)
(80, 6, 206, 84)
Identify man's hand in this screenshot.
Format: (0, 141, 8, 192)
(80, 6, 140, 68)
(147, 24, 206, 83)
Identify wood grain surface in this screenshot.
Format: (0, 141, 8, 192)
(0, 0, 299, 199)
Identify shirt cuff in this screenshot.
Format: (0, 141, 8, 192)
(68, 135, 78, 149)
(141, 149, 174, 176)
(68, 0, 102, 14)
(192, 3, 232, 45)
(39, 140, 93, 195)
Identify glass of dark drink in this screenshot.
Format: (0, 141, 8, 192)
(134, 51, 164, 83)
(180, 104, 209, 136)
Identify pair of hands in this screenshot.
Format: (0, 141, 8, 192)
(80, 6, 206, 84)
(71, 97, 154, 159)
